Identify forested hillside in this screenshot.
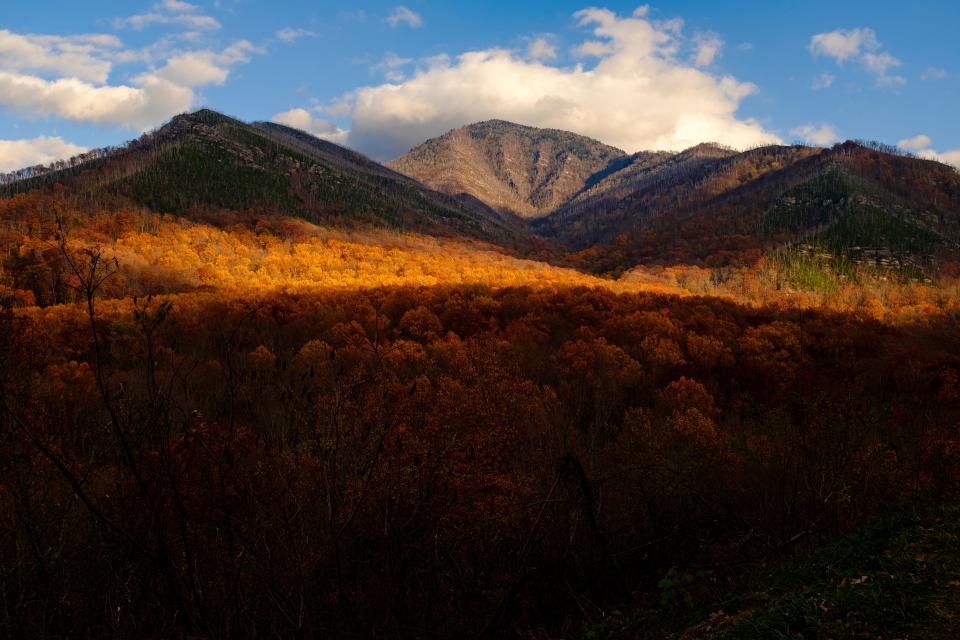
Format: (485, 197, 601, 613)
(0, 110, 526, 245)
(542, 142, 960, 279)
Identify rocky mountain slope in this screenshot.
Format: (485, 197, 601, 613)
(387, 120, 626, 219)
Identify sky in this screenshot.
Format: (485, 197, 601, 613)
(0, 0, 958, 172)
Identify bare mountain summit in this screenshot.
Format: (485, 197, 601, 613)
(387, 120, 626, 219)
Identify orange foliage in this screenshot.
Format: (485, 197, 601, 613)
(1, 196, 959, 638)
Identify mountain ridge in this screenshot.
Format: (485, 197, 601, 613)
(0, 109, 528, 245)
(4, 111, 959, 277)
(389, 118, 960, 275)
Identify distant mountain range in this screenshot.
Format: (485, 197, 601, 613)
(3, 109, 959, 274)
(391, 120, 960, 273)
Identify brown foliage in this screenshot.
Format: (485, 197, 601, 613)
(1, 280, 959, 637)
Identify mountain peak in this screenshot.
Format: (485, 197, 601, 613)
(676, 142, 737, 159)
(159, 109, 237, 133)
(465, 118, 523, 128)
(388, 121, 626, 218)
(172, 108, 234, 125)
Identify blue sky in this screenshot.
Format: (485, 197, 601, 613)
(1, 0, 957, 170)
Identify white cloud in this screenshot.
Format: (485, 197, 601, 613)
(790, 123, 839, 146)
(895, 134, 960, 169)
(114, 1, 221, 31)
(158, 0, 198, 12)
(811, 72, 834, 90)
(572, 40, 614, 58)
(863, 52, 904, 86)
(692, 32, 723, 67)
(933, 150, 960, 169)
(155, 51, 228, 86)
(897, 134, 932, 151)
(271, 108, 349, 144)
(809, 27, 904, 87)
(921, 67, 947, 81)
(216, 39, 263, 64)
(0, 29, 121, 84)
(317, 7, 777, 160)
(0, 70, 193, 129)
(0, 136, 87, 172)
(159, 41, 260, 84)
(116, 13, 221, 31)
(920, 149, 960, 169)
(0, 39, 260, 130)
(527, 37, 557, 61)
(809, 27, 878, 62)
(371, 51, 413, 80)
(386, 6, 423, 29)
(276, 28, 318, 43)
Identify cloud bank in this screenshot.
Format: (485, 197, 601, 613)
(0, 136, 87, 172)
(0, 21, 261, 129)
(0, 39, 260, 131)
(285, 6, 778, 160)
(0, 30, 121, 84)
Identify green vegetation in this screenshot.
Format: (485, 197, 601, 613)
(820, 202, 941, 259)
(587, 507, 960, 639)
(761, 168, 945, 286)
(775, 252, 847, 294)
(761, 169, 853, 235)
(118, 142, 302, 215)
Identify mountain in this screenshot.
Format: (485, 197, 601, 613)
(534, 141, 960, 273)
(0, 109, 526, 243)
(386, 118, 960, 275)
(536, 142, 743, 242)
(387, 120, 626, 219)
(5, 112, 958, 277)
(559, 143, 735, 214)
(534, 143, 820, 248)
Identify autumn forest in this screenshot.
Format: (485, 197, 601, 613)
(2, 110, 960, 639)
